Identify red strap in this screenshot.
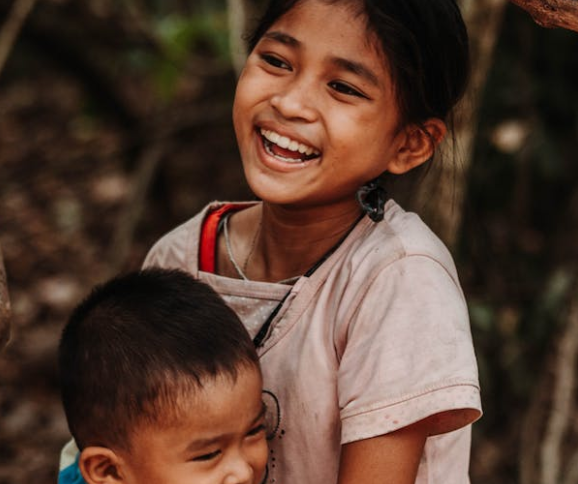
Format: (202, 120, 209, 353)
(199, 204, 249, 273)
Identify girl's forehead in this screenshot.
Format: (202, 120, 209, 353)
(269, 1, 375, 48)
(265, 0, 388, 72)
(274, 0, 366, 27)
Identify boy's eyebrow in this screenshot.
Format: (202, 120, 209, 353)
(185, 403, 267, 451)
(329, 56, 380, 87)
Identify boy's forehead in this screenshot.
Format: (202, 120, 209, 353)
(141, 364, 262, 421)
(127, 364, 263, 446)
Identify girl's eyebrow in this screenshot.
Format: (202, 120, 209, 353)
(262, 31, 300, 47)
(261, 31, 379, 87)
(329, 56, 380, 87)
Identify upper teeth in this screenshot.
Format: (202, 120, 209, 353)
(260, 129, 319, 157)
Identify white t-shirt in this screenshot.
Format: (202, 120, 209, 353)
(143, 199, 482, 484)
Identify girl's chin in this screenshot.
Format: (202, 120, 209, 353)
(247, 179, 354, 213)
(249, 188, 299, 206)
(246, 179, 306, 207)
(242, 163, 311, 204)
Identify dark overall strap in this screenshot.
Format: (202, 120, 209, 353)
(252, 214, 365, 347)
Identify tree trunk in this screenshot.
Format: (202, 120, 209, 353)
(0, 0, 38, 77)
(416, 0, 509, 247)
(509, 0, 578, 32)
(227, 0, 252, 77)
(0, 244, 11, 351)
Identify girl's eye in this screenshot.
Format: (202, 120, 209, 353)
(328, 81, 367, 99)
(260, 54, 292, 71)
(247, 424, 266, 437)
(192, 450, 221, 462)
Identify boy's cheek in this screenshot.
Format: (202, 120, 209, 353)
(255, 437, 270, 482)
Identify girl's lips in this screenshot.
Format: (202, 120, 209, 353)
(259, 128, 320, 160)
(263, 137, 306, 163)
(254, 128, 320, 172)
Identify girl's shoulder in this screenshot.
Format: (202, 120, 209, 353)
(143, 201, 257, 272)
(352, 199, 457, 275)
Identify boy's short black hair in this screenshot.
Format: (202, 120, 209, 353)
(58, 268, 259, 451)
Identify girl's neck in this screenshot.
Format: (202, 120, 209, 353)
(230, 201, 363, 283)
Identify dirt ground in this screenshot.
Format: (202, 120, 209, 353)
(0, 66, 251, 484)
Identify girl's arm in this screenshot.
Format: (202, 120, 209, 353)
(338, 419, 429, 484)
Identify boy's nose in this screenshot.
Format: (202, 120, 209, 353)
(270, 78, 318, 122)
(223, 456, 254, 484)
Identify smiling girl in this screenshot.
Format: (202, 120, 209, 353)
(143, 1, 482, 483)
(60, 1, 482, 484)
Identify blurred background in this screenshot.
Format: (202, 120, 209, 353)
(0, 1, 577, 483)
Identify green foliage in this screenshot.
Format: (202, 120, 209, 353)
(156, 10, 230, 62)
(123, 7, 231, 100)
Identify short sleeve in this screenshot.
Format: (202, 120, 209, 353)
(142, 215, 201, 272)
(338, 255, 481, 444)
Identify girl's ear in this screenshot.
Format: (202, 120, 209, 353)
(388, 118, 447, 175)
(79, 447, 126, 484)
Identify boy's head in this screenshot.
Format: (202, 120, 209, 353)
(59, 268, 267, 484)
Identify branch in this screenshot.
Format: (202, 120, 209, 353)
(540, 279, 578, 484)
(0, 243, 11, 351)
(106, 141, 168, 276)
(414, 0, 508, 247)
(563, 449, 578, 484)
(106, 101, 231, 274)
(519, 369, 550, 484)
(0, 0, 38, 77)
(509, 0, 578, 32)
(227, 0, 253, 77)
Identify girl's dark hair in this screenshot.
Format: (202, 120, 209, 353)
(59, 268, 259, 451)
(247, 0, 470, 127)
(247, 0, 470, 204)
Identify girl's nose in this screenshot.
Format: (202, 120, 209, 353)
(270, 77, 318, 122)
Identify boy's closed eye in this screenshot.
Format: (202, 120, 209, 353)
(188, 421, 265, 462)
(247, 423, 266, 437)
(191, 449, 222, 462)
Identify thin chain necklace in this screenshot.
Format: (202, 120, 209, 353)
(223, 213, 260, 280)
(252, 212, 365, 347)
(219, 207, 363, 347)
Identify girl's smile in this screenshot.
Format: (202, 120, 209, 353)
(233, 0, 409, 213)
(253, 123, 321, 174)
(260, 128, 320, 163)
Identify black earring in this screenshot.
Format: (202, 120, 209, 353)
(356, 178, 387, 222)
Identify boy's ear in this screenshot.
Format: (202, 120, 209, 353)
(79, 447, 126, 484)
(387, 118, 447, 175)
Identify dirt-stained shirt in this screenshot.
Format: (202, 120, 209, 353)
(142, 199, 482, 484)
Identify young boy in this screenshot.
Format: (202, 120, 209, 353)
(58, 268, 268, 484)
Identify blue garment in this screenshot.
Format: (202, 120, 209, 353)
(58, 454, 86, 484)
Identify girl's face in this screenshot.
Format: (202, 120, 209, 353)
(233, 0, 407, 213)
